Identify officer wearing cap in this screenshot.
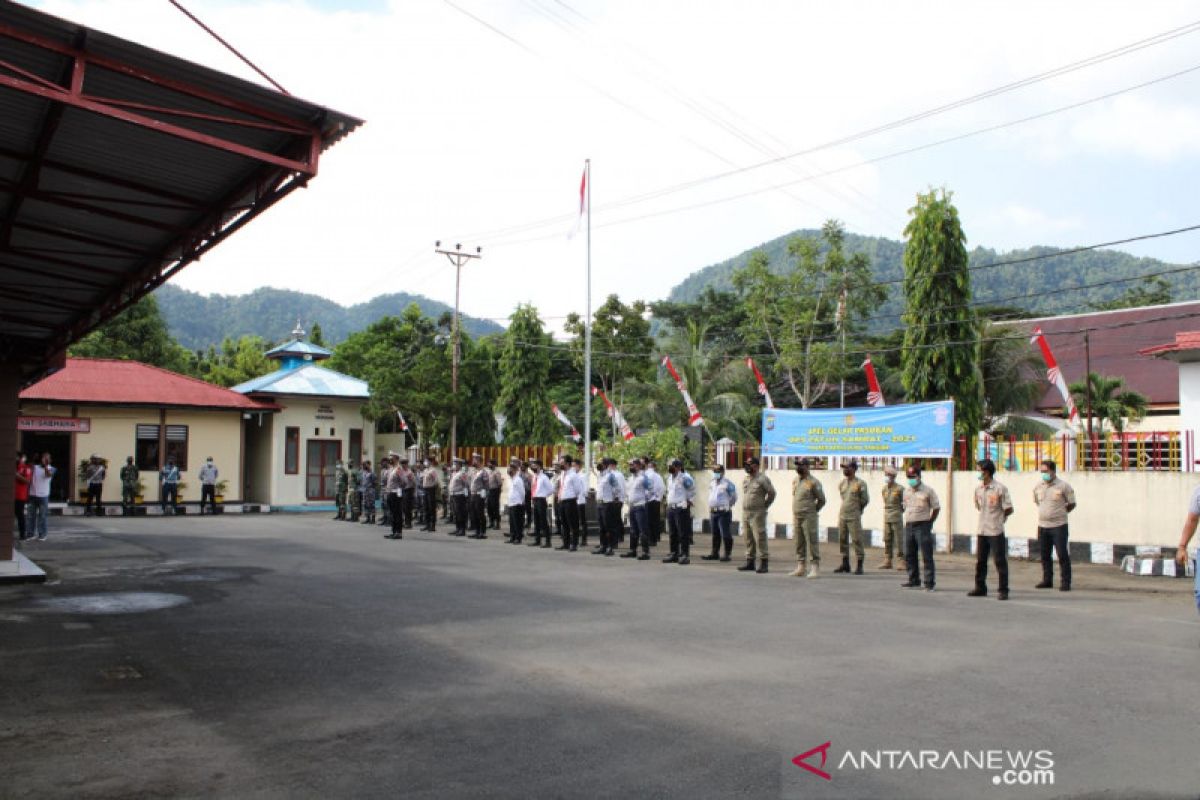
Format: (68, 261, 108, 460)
(880, 465, 906, 570)
(739, 456, 775, 574)
(790, 458, 825, 578)
(448, 457, 470, 536)
(836, 459, 869, 575)
(970, 458, 1012, 599)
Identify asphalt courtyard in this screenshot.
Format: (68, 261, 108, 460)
(1, 513, 1196, 800)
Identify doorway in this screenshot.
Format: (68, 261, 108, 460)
(305, 439, 340, 501)
(20, 432, 70, 502)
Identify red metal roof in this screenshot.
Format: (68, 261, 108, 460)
(20, 358, 276, 411)
(1138, 331, 1200, 357)
(1018, 301, 1200, 410)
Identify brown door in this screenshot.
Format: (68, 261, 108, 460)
(305, 440, 341, 500)
(349, 428, 362, 467)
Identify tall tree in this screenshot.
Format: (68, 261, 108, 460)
(496, 305, 556, 443)
(309, 322, 327, 347)
(1068, 373, 1148, 434)
(564, 294, 654, 399)
(70, 295, 193, 373)
(900, 189, 983, 439)
(195, 335, 274, 387)
(978, 322, 1043, 432)
(458, 335, 501, 444)
(733, 219, 883, 407)
(1091, 275, 1173, 311)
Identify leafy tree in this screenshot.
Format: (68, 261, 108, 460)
(1091, 275, 1173, 311)
(195, 335, 274, 387)
(309, 322, 327, 347)
(733, 219, 884, 407)
(596, 426, 692, 470)
(458, 335, 501, 444)
(978, 322, 1043, 432)
(1068, 372, 1148, 434)
(650, 287, 753, 356)
(564, 294, 654, 398)
(70, 295, 194, 373)
(496, 305, 556, 443)
(900, 189, 983, 439)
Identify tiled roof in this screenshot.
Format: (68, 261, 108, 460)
(20, 358, 275, 410)
(1015, 301, 1200, 409)
(232, 364, 369, 398)
(1138, 331, 1200, 357)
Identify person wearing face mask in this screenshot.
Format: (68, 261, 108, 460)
(505, 463, 527, 544)
(835, 460, 870, 575)
(900, 464, 940, 591)
(970, 458, 1012, 600)
(739, 456, 775, 574)
(703, 463, 737, 562)
(662, 459, 695, 564)
(790, 458, 825, 578)
(1033, 459, 1076, 591)
(880, 465, 906, 570)
(198, 456, 219, 515)
(623, 459, 654, 560)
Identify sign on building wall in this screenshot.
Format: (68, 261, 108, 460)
(761, 401, 955, 458)
(18, 416, 91, 433)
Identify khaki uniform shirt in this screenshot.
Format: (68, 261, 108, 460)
(742, 473, 777, 512)
(902, 482, 940, 523)
(838, 477, 869, 519)
(974, 480, 1013, 536)
(882, 482, 905, 520)
(1034, 477, 1075, 527)
(791, 474, 825, 515)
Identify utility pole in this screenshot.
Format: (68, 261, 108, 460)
(1084, 330, 1093, 438)
(434, 241, 482, 464)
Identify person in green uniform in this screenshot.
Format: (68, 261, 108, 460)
(835, 459, 869, 575)
(120, 456, 139, 516)
(880, 465, 906, 570)
(789, 458, 825, 578)
(738, 456, 776, 574)
(333, 460, 348, 520)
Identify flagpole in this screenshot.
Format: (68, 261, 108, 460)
(583, 159, 593, 480)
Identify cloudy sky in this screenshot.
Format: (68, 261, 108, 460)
(27, 0, 1200, 327)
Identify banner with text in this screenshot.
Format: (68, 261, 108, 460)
(761, 401, 955, 458)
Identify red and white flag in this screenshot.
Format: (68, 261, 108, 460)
(568, 162, 588, 240)
(861, 356, 885, 407)
(551, 403, 582, 443)
(661, 355, 704, 426)
(745, 356, 774, 408)
(591, 385, 634, 441)
(1030, 327, 1080, 424)
(395, 409, 408, 431)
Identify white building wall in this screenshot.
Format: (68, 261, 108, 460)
(266, 396, 374, 507)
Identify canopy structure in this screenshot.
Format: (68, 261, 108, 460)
(0, 1, 362, 379)
(0, 2, 361, 569)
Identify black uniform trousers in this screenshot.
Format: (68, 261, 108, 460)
(470, 494, 487, 536)
(1038, 524, 1071, 586)
(600, 501, 623, 550)
(975, 534, 1009, 592)
(401, 488, 415, 527)
(647, 500, 663, 545)
(388, 492, 404, 534)
(423, 487, 438, 528)
(487, 488, 501, 529)
(452, 493, 469, 534)
(667, 506, 692, 556)
(532, 497, 550, 538)
(508, 504, 526, 541)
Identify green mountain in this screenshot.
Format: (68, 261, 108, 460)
(155, 284, 505, 351)
(668, 229, 1199, 325)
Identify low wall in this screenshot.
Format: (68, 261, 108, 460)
(690, 468, 1192, 556)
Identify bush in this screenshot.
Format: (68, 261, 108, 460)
(595, 427, 693, 469)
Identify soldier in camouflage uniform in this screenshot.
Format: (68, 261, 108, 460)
(835, 459, 869, 575)
(880, 465, 906, 570)
(789, 458, 825, 579)
(348, 460, 363, 522)
(359, 459, 377, 525)
(333, 460, 348, 520)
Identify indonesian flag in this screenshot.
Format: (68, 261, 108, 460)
(862, 356, 885, 407)
(395, 409, 408, 431)
(551, 403, 582, 443)
(661, 355, 703, 426)
(1030, 327, 1080, 424)
(568, 162, 588, 239)
(591, 385, 634, 441)
(745, 356, 774, 408)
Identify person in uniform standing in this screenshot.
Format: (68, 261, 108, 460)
(1034, 459, 1076, 591)
(703, 464, 737, 562)
(198, 457, 219, 515)
(421, 457, 440, 531)
(487, 459, 503, 530)
(645, 459, 665, 546)
(900, 464, 940, 591)
(347, 461, 363, 522)
(660, 459, 695, 564)
(880, 465, 906, 570)
(622, 459, 653, 560)
(790, 458, 825, 578)
(333, 460, 348, 521)
(397, 458, 416, 529)
(359, 460, 377, 525)
(160, 458, 180, 516)
(448, 458, 469, 536)
(556, 455, 579, 551)
(468, 454, 490, 539)
(594, 458, 625, 557)
(969, 458, 1012, 599)
(84, 455, 106, 516)
(738, 456, 775, 574)
(119, 456, 138, 517)
(505, 463, 527, 544)
(835, 460, 869, 575)
(384, 458, 405, 540)
(377, 457, 394, 527)
(528, 460, 554, 548)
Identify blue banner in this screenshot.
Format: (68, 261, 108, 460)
(761, 401, 956, 458)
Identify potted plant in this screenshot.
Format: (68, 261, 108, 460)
(176, 479, 188, 500)
(134, 478, 146, 504)
(76, 459, 91, 501)
(214, 478, 228, 504)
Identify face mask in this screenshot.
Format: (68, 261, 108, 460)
(907, 478, 919, 487)
(885, 475, 894, 483)
(1040, 472, 1053, 482)
(842, 470, 852, 477)
(714, 471, 723, 479)
(976, 472, 984, 481)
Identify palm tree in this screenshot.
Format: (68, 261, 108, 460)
(979, 321, 1044, 432)
(1068, 372, 1148, 434)
(622, 319, 759, 440)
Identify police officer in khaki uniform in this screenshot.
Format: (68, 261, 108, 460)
(835, 460, 869, 575)
(789, 458, 825, 578)
(969, 458, 1012, 600)
(901, 464, 940, 591)
(739, 456, 776, 574)
(880, 465, 906, 570)
(1033, 459, 1076, 591)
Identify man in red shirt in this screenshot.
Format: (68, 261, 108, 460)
(15, 451, 32, 542)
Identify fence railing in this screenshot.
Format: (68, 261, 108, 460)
(717, 431, 1195, 473)
(449, 444, 578, 466)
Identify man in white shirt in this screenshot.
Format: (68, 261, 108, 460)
(622, 459, 654, 560)
(528, 460, 555, 548)
(663, 459, 697, 565)
(27, 452, 56, 541)
(198, 457, 219, 515)
(505, 464, 527, 544)
(704, 465, 738, 562)
(645, 460, 666, 547)
(556, 455, 581, 551)
(595, 458, 626, 557)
